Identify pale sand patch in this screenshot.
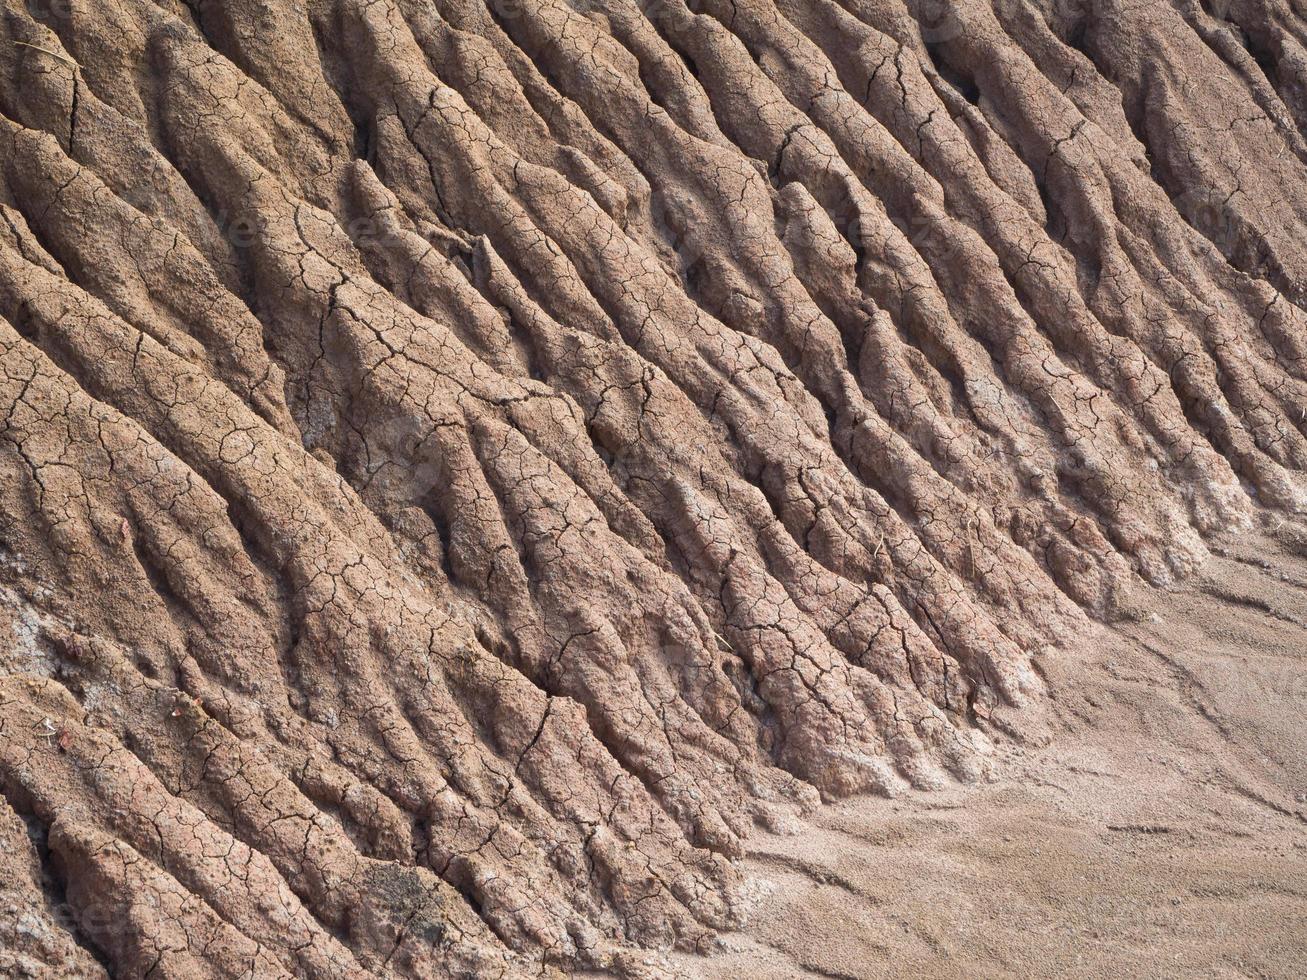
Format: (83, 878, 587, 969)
(675, 533, 1307, 978)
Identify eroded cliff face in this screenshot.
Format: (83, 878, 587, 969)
(0, 0, 1303, 975)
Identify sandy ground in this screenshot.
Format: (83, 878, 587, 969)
(672, 532, 1307, 978)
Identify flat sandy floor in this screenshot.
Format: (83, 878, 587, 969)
(673, 534, 1307, 978)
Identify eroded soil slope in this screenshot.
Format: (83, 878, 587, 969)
(678, 530, 1307, 978)
(0, 0, 1305, 975)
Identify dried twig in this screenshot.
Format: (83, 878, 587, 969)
(13, 40, 77, 68)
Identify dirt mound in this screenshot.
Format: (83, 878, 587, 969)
(0, 0, 1304, 975)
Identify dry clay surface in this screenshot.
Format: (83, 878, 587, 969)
(0, 0, 1305, 976)
(674, 532, 1307, 978)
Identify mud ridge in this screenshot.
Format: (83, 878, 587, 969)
(0, 0, 1305, 975)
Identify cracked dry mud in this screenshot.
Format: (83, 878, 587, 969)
(0, 0, 1305, 976)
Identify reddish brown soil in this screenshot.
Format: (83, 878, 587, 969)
(0, 0, 1305, 976)
(673, 532, 1307, 978)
